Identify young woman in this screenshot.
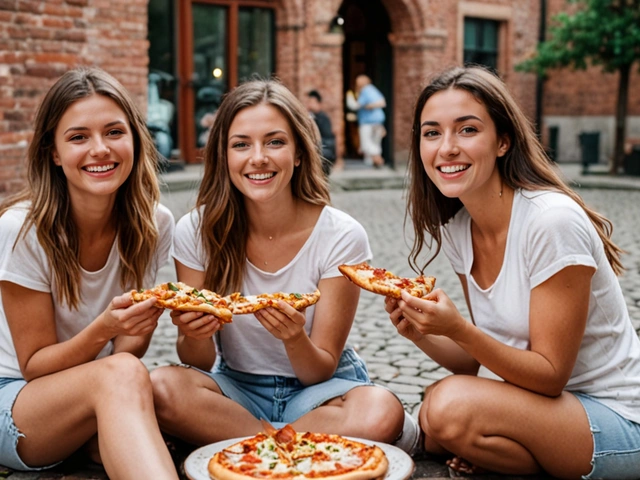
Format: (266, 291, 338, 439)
(385, 66, 640, 478)
(0, 68, 178, 479)
(150, 79, 418, 453)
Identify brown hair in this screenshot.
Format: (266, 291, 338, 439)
(196, 78, 330, 294)
(0, 67, 161, 309)
(407, 66, 624, 275)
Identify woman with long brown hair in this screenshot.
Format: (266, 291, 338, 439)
(150, 78, 418, 453)
(385, 66, 640, 478)
(0, 67, 178, 478)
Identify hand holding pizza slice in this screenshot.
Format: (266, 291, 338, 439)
(132, 282, 321, 323)
(131, 282, 233, 323)
(338, 262, 435, 299)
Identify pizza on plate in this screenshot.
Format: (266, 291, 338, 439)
(131, 282, 233, 323)
(338, 262, 435, 299)
(208, 424, 388, 480)
(224, 290, 321, 315)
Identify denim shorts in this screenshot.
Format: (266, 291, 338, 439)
(573, 392, 640, 479)
(196, 348, 374, 426)
(0, 377, 61, 471)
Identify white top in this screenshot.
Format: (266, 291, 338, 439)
(441, 189, 640, 423)
(172, 205, 373, 377)
(0, 202, 175, 379)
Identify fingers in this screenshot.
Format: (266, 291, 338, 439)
(172, 311, 222, 339)
(255, 305, 305, 340)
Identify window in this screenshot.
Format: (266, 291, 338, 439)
(464, 17, 499, 70)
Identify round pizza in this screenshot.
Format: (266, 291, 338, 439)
(338, 262, 436, 299)
(208, 424, 388, 480)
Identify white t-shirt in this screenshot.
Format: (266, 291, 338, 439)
(172, 205, 373, 377)
(0, 202, 175, 379)
(441, 189, 640, 424)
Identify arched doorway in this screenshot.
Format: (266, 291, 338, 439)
(339, 0, 393, 167)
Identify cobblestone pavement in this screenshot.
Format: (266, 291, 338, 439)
(3, 182, 639, 479)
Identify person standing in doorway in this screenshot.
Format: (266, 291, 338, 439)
(306, 90, 337, 176)
(346, 75, 386, 168)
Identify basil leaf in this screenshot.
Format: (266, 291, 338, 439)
(167, 282, 179, 292)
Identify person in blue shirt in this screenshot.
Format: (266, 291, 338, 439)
(346, 75, 386, 168)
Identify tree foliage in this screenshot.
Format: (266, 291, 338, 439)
(518, 0, 640, 75)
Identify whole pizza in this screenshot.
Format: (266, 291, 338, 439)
(208, 424, 388, 480)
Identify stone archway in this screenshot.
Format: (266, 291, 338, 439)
(275, 0, 430, 165)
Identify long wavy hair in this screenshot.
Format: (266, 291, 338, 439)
(0, 67, 161, 309)
(407, 66, 624, 275)
(197, 78, 330, 294)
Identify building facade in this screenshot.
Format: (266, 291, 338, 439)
(1, 0, 638, 195)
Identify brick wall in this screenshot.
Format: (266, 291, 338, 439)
(289, 0, 541, 165)
(0, 0, 148, 196)
(544, 0, 640, 117)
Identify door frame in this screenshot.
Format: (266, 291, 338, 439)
(176, 0, 274, 163)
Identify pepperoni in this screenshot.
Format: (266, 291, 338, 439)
(372, 268, 387, 279)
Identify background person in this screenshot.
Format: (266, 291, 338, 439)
(306, 89, 337, 176)
(0, 67, 178, 479)
(346, 74, 386, 168)
(386, 66, 640, 478)
(151, 78, 420, 455)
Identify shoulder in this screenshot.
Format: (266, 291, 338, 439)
(155, 203, 175, 229)
(320, 206, 366, 234)
(518, 190, 590, 229)
(0, 202, 32, 241)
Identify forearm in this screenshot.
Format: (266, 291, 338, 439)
(21, 319, 113, 380)
(284, 333, 339, 385)
(413, 333, 479, 375)
(113, 333, 153, 358)
(453, 322, 568, 396)
(176, 334, 216, 370)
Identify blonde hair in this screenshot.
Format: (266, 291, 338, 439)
(407, 66, 624, 275)
(196, 78, 330, 294)
(0, 67, 161, 309)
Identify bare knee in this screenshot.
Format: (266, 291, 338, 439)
(421, 377, 475, 449)
(94, 353, 152, 401)
(347, 387, 404, 443)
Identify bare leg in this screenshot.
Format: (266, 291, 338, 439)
(418, 375, 592, 478)
(12, 353, 178, 480)
(293, 386, 404, 444)
(151, 366, 263, 444)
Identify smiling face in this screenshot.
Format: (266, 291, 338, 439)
(419, 88, 509, 202)
(53, 93, 134, 204)
(227, 102, 299, 206)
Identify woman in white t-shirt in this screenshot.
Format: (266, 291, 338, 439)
(150, 79, 417, 452)
(385, 66, 640, 478)
(0, 68, 178, 479)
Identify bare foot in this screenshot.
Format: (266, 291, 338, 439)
(446, 456, 487, 475)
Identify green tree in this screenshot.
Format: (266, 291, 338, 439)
(518, 0, 640, 174)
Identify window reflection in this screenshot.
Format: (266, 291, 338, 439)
(193, 4, 227, 147)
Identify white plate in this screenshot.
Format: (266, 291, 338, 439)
(184, 436, 415, 480)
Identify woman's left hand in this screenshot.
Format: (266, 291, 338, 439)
(254, 302, 307, 342)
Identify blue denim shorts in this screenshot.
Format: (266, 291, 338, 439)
(0, 377, 61, 471)
(573, 392, 640, 479)
(197, 348, 373, 426)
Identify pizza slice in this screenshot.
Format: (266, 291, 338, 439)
(225, 290, 321, 315)
(131, 281, 233, 323)
(339, 262, 436, 299)
(208, 423, 389, 480)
